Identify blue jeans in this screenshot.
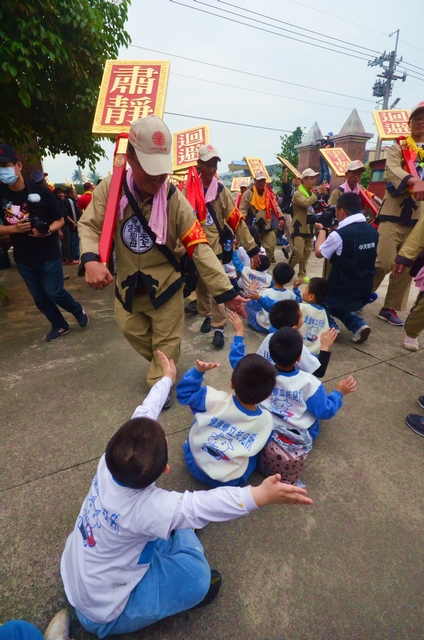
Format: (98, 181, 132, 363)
(70, 228, 80, 260)
(245, 300, 268, 333)
(16, 258, 82, 329)
(76, 530, 211, 638)
(319, 156, 330, 183)
(327, 307, 367, 334)
(0, 621, 44, 640)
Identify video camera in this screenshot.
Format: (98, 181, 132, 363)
(27, 193, 50, 235)
(307, 204, 337, 229)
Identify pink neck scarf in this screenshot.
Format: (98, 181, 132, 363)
(119, 166, 168, 244)
(340, 179, 360, 194)
(414, 266, 424, 292)
(200, 175, 219, 203)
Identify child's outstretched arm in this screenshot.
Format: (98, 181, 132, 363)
(228, 310, 244, 337)
(132, 350, 176, 420)
(228, 311, 246, 369)
(250, 474, 313, 507)
(336, 375, 357, 395)
(176, 360, 220, 413)
(320, 327, 338, 351)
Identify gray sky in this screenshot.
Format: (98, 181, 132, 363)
(43, 0, 424, 182)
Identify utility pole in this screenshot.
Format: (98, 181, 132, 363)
(368, 30, 406, 160)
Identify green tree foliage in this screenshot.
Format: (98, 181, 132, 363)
(0, 1, 131, 167)
(274, 126, 304, 189)
(360, 164, 371, 188)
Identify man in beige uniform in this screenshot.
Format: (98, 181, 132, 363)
(239, 169, 282, 263)
(188, 145, 260, 348)
(289, 168, 327, 278)
(373, 102, 424, 327)
(78, 116, 246, 402)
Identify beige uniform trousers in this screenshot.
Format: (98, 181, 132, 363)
(405, 291, 424, 339)
(289, 236, 314, 278)
(260, 229, 277, 262)
(114, 291, 184, 388)
(196, 275, 227, 328)
(373, 221, 413, 310)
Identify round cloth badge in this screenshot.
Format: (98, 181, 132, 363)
(122, 217, 154, 254)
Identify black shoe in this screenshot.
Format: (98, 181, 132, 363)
(418, 396, 424, 410)
(212, 330, 225, 348)
(405, 414, 424, 436)
(45, 326, 70, 342)
(162, 394, 172, 410)
(74, 306, 89, 328)
(200, 317, 212, 333)
(185, 301, 198, 314)
(193, 570, 222, 608)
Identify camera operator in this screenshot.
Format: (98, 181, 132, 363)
(0, 144, 87, 342)
(289, 168, 327, 278)
(314, 192, 379, 343)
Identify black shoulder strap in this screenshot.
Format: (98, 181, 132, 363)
(123, 177, 181, 272)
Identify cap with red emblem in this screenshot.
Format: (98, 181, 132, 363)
(410, 102, 424, 119)
(0, 144, 18, 164)
(198, 144, 221, 162)
(128, 116, 172, 175)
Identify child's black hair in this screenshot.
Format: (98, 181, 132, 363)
(269, 327, 303, 368)
(231, 353, 276, 405)
(256, 254, 270, 272)
(307, 277, 331, 305)
(105, 417, 168, 489)
(272, 261, 295, 285)
(269, 299, 301, 330)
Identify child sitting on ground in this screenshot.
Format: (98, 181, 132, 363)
(176, 353, 276, 487)
(264, 299, 336, 377)
(245, 262, 298, 333)
(60, 351, 312, 637)
(293, 277, 331, 354)
(232, 247, 271, 294)
(229, 321, 356, 483)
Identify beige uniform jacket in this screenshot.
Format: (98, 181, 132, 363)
(239, 188, 282, 233)
(184, 183, 259, 258)
(291, 189, 317, 238)
(78, 175, 235, 313)
(378, 142, 423, 225)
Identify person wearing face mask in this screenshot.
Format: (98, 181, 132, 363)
(0, 144, 88, 342)
(78, 116, 248, 402)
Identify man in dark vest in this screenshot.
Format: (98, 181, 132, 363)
(314, 192, 379, 343)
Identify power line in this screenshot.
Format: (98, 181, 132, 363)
(169, 1, 373, 62)
(216, 0, 382, 56)
(129, 44, 376, 104)
(164, 111, 293, 132)
(172, 72, 370, 113)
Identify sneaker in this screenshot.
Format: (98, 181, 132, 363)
(74, 306, 89, 328)
(185, 301, 198, 314)
(418, 395, 424, 410)
(44, 608, 70, 640)
(378, 307, 404, 326)
(193, 570, 222, 608)
(405, 414, 424, 437)
(162, 394, 172, 410)
(404, 332, 419, 352)
(63, 274, 70, 281)
(212, 330, 225, 348)
(200, 317, 212, 333)
(45, 327, 70, 342)
(351, 325, 371, 343)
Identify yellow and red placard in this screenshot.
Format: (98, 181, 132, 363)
(319, 147, 351, 177)
(173, 125, 210, 171)
(244, 157, 271, 182)
(276, 156, 301, 178)
(92, 60, 170, 135)
(372, 109, 410, 140)
(230, 177, 251, 191)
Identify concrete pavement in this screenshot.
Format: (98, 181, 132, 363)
(1, 250, 424, 640)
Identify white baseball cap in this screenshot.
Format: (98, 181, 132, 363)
(410, 102, 424, 119)
(346, 160, 366, 172)
(198, 144, 221, 162)
(301, 168, 319, 178)
(254, 170, 267, 181)
(128, 115, 173, 175)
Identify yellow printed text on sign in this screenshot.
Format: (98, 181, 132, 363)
(173, 125, 210, 171)
(93, 60, 170, 135)
(372, 110, 410, 140)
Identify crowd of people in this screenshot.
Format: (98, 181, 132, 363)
(1, 104, 424, 638)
